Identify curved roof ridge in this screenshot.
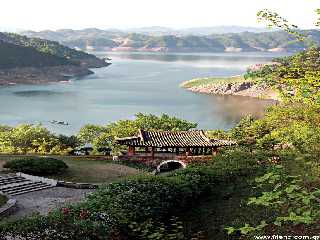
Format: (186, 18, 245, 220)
(116, 129, 236, 148)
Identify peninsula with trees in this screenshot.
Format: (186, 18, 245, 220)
(0, 32, 110, 85)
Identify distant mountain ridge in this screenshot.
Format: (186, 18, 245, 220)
(22, 28, 320, 53)
(125, 26, 275, 35)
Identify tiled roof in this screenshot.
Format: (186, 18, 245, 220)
(116, 129, 236, 147)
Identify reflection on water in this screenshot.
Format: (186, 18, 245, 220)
(207, 94, 276, 123)
(95, 51, 289, 69)
(95, 51, 288, 62)
(13, 90, 75, 97)
(0, 52, 286, 135)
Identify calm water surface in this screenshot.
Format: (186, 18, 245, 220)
(0, 52, 287, 135)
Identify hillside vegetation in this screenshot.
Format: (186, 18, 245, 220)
(0, 32, 108, 69)
(23, 29, 320, 52)
(0, 32, 109, 85)
(0, 40, 74, 69)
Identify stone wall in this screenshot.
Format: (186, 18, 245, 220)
(176, 155, 213, 164)
(0, 196, 17, 218)
(118, 154, 213, 167)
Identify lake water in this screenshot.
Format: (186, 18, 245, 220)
(0, 52, 287, 135)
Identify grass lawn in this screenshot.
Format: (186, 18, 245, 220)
(180, 75, 248, 88)
(0, 155, 146, 183)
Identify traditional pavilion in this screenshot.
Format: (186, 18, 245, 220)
(116, 129, 235, 159)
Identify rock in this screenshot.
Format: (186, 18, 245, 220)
(187, 81, 279, 101)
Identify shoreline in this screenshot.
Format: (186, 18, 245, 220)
(0, 63, 111, 86)
(180, 76, 280, 101)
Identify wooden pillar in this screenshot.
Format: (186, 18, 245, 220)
(128, 146, 135, 156)
(195, 148, 199, 156)
(151, 147, 155, 160)
(200, 147, 203, 155)
(186, 147, 191, 156)
(176, 147, 179, 155)
(212, 147, 218, 156)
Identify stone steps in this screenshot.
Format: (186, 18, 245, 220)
(0, 174, 54, 196)
(3, 183, 53, 196)
(0, 181, 32, 190)
(0, 178, 28, 186)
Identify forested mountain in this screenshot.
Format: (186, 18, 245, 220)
(0, 32, 108, 85)
(0, 32, 108, 68)
(23, 29, 320, 52)
(0, 40, 73, 69)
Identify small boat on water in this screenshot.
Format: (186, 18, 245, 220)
(103, 57, 112, 63)
(59, 80, 72, 84)
(50, 120, 69, 126)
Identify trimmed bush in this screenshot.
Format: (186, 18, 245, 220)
(3, 157, 68, 175)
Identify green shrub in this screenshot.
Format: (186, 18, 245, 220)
(3, 157, 68, 175)
(227, 165, 320, 237)
(0, 194, 7, 208)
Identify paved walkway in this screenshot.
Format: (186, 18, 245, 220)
(7, 187, 94, 219)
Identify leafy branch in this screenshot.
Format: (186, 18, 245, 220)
(257, 9, 306, 42)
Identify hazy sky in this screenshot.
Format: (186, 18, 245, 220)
(0, 0, 319, 31)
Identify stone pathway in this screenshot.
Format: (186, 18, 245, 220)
(7, 187, 94, 219)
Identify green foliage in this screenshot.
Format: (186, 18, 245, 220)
(266, 48, 320, 105)
(57, 135, 80, 150)
(205, 129, 231, 140)
(0, 124, 57, 154)
(316, 9, 320, 27)
(257, 9, 306, 41)
(228, 165, 320, 236)
(133, 113, 197, 131)
(0, 124, 75, 154)
(244, 64, 277, 81)
(3, 157, 68, 175)
(253, 8, 320, 105)
(129, 218, 185, 240)
(244, 47, 320, 105)
(230, 104, 320, 156)
(77, 124, 108, 145)
(230, 115, 257, 148)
